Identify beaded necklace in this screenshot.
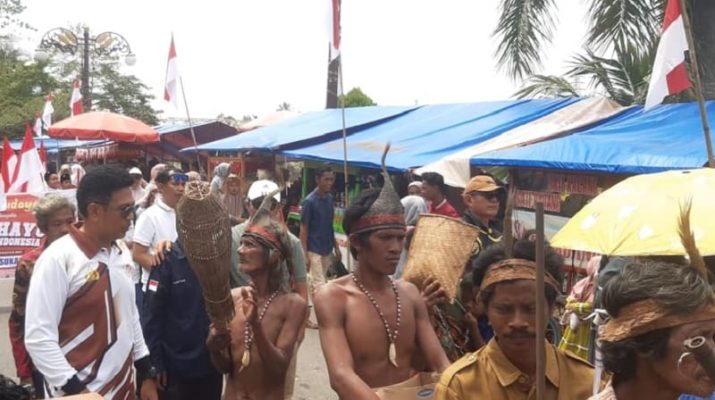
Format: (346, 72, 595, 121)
(351, 272, 401, 367)
(239, 289, 280, 373)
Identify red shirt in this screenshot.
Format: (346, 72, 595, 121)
(429, 198, 460, 219)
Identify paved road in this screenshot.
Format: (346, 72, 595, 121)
(0, 309, 337, 399)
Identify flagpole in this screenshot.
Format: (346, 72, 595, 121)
(178, 76, 204, 175)
(680, 0, 715, 168)
(336, 54, 350, 271)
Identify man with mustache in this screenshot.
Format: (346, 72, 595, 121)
(435, 239, 597, 400)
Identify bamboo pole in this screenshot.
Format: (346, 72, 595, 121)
(338, 56, 351, 271)
(680, 0, 715, 168)
(535, 202, 546, 400)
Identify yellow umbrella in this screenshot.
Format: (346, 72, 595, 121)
(552, 168, 715, 256)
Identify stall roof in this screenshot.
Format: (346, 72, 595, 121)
(282, 98, 580, 170)
(470, 101, 715, 174)
(5, 137, 110, 154)
(185, 105, 418, 153)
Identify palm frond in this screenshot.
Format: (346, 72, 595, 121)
(513, 74, 581, 99)
(494, 0, 557, 80)
(585, 0, 661, 52)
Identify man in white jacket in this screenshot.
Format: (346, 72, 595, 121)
(25, 166, 158, 399)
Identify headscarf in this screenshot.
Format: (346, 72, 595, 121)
(568, 255, 601, 303)
(400, 195, 427, 226)
(70, 164, 86, 186)
(210, 162, 230, 194)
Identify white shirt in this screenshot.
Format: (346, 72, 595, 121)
(133, 197, 178, 286)
(24, 231, 149, 398)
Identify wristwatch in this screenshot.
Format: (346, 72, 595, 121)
(143, 366, 159, 381)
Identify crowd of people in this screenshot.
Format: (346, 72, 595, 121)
(5, 161, 715, 400)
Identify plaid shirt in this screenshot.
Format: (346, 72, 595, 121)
(588, 382, 617, 400)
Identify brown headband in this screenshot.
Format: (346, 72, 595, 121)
(480, 258, 560, 291)
(600, 299, 715, 342)
(350, 214, 406, 235)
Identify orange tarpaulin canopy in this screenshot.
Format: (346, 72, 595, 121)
(48, 111, 160, 144)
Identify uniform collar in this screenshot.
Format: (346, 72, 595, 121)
(155, 197, 173, 212)
(69, 223, 117, 259)
(486, 338, 560, 389)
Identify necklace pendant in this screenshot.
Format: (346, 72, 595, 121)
(388, 341, 398, 368)
(241, 349, 251, 370)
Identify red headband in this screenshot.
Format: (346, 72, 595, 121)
(245, 225, 283, 255)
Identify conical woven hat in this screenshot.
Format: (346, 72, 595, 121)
(349, 144, 406, 235)
(402, 214, 481, 301)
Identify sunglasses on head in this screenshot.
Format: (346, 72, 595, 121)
(170, 173, 189, 183)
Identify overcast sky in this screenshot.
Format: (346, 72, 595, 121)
(15, 0, 588, 120)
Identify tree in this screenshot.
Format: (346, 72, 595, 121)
(0, 47, 59, 137)
(276, 102, 292, 111)
(339, 87, 376, 108)
(91, 63, 160, 126)
(494, 0, 715, 101)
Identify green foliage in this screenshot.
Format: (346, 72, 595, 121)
(0, 48, 59, 137)
(493, 0, 557, 81)
(339, 87, 376, 108)
(515, 41, 661, 106)
(0, 0, 30, 30)
(494, 0, 662, 83)
(0, 22, 160, 136)
(92, 64, 160, 126)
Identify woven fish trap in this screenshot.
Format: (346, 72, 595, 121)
(176, 181, 235, 329)
(402, 214, 481, 301)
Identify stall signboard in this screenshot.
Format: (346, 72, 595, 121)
(75, 143, 142, 162)
(512, 170, 604, 271)
(0, 190, 77, 279)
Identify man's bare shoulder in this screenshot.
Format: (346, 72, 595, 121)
(314, 275, 353, 303)
(278, 291, 307, 312)
(395, 279, 421, 300)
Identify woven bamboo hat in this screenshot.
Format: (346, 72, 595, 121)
(402, 214, 481, 301)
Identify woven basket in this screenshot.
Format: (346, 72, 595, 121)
(176, 181, 235, 329)
(402, 214, 481, 301)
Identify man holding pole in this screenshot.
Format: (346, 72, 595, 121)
(434, 239, 597, 400)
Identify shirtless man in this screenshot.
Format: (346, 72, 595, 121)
(207, 212, 307, 400)
(315, 181, 450, 399)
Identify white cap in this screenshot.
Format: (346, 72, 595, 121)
(129, 167, 142, 175)
(247, 180, 280, 202)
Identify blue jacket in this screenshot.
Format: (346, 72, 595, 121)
(143, 242, 218, 379)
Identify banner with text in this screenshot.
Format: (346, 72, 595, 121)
(0, 190, 77, 279)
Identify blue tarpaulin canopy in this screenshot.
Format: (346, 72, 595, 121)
(5, 136, 110, 154)
(282, 98, 580, 170)
(470, 101, 715, 174)
(185, 106, 418, 153)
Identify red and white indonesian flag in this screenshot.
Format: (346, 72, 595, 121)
(327, 0, 341, 61)
(644, 0, 691, 109)
(41, 92, 54, 130)
(32, 115, 42, 137)
(70, 80, 83, 116)
(1, 136, 17, 193)
(9, 126, 45, 193)
(164, 36, 180, 108)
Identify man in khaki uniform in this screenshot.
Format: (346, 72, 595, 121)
(435, 239, 597, 400)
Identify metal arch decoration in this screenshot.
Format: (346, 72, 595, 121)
(38, 27, 79, 55)
(93, 32, 133, 57)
